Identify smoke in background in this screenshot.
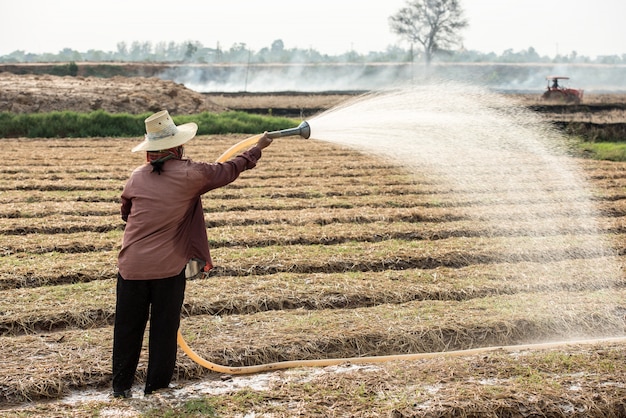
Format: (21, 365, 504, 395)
(160, 63, 626, 93)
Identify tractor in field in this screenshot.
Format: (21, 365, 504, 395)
(541, 76, 583, 104)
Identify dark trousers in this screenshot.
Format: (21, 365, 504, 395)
(112, 270, 186, 394)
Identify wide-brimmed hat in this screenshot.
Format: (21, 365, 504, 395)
(132, 110, 198, 152)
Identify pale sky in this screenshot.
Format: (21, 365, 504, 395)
(1, 0, 624, 59)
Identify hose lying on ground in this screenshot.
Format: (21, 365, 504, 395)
(178, 330, 626, 375)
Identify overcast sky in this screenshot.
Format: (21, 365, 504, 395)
(2, 0, 624, 58)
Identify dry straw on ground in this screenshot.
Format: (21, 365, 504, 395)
(1, 93, 626, 415)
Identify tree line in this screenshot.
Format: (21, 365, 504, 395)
(2, 0, 624, 65)
(3, 39, 623, 65)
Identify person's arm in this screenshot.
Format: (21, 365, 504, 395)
(198, 133, 274, 193)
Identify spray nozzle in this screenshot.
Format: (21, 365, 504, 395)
(267, 121, 310, 139)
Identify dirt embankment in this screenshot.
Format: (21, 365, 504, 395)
(0, 72, 355, 117)
(0, 73, 226, 114)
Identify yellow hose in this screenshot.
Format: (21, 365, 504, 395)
(177, 135, 626, 374)
(178, 331, 626, 375)
(178, 133, 275, 373)
(214, 134, 263, 163)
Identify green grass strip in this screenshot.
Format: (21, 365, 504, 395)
(0, 110, 299, 138)
(578, 141, 626, 161)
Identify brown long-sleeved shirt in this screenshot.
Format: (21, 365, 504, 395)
(117, 147, 261, 280)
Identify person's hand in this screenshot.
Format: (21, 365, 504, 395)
(256, 132, 273, 150)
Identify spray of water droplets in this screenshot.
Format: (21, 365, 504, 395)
(308, 82, 623, 338)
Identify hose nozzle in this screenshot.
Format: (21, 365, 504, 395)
(267, 121, 310, 139)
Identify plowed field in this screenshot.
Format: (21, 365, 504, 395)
(1, 74, 626, 416)
(1, 130, 625, 416)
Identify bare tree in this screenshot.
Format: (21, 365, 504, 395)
(389, 0, 468, 65)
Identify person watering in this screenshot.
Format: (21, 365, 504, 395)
(112, 110, 273, 398)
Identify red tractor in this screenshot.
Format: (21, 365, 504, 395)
(542, 76, 584, 104)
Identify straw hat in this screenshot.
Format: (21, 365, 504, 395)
(132, 110, 198, 152)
